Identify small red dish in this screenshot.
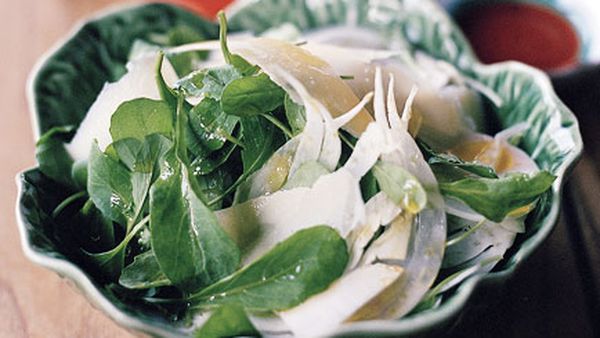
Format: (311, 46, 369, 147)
(456, 2, 580, 72)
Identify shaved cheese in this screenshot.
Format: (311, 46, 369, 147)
(65, 54, 177, 162)
(231, 38, 374, 136)
(347, 192, 401, 268)
(279, 264, 402, 337)
(302, 42, 483, 150)
(216, 169, 365, 265)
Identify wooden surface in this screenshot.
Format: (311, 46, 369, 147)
(0, 1, 598, 337)
(0, 1, 136, 337)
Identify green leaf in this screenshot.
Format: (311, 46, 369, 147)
(109, 98, 173, 142)
(119, 251, 171, 289)
(83, 215, 149, 281)
(175, 69, 205, 97)
(156, 52, 180, 114)
(192, 167, 235, 210)
(190, 141, 238, 176)
(71, 160, 88, 190)
(221, 73, 285, 117)
(189, 98, 239, 151)
(150, 152, 240, 293)
(203, 66, 243, 99)
(418, 140, 498, 179)
(439, 171, 556, 222)
(61, 198, 116, 256)
(31, 3, 218, 135)
(87, 142, 134, 224)
(113, 134, 172, 176)
(284, 94, 306, 136)
(176, 66, 242, 100)
(189, 225, 348, 312)
(194, 304, 258, 338)
(217, 11, 259, 76)
(360, 169, 379, 201)
(35, 126, 75, 187)
(240, 116, 280, 177)
(373, 161, 427, 214)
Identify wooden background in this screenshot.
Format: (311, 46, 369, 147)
(0, 1, 597, 337)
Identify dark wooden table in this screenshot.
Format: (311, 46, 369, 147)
(0, 1, 598, 337)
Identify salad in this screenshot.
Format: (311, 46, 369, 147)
(34, 11, 555, 337)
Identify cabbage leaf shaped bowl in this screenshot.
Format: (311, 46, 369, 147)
(17, 1, 582, 336)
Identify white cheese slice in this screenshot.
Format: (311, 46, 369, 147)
(216, 168, 366, 265)
(65, 53, 177, 162)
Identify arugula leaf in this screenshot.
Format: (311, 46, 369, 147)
(284, 94, 306, 136)
(194, 167, 235, 210)
(109, 98, 173, 142)
(176, 65, 243, 100)
(194, 304, 258, 338)
(360, 169, 379, 201)
(113, 134, 172, 177)
(71, 160, 88, 190)
(373, 161, 427, 214)
(200, 116, 281, 206)
(119, 251, 171, 289)
(87, 141, 134, 225)
(189, 225, 348, 312)
(418, 140, 497, 179)
(175, 69, 206, 97)
(439, 171, 556, 222)
(189, 98, 239, 151)
(221, 73, 285, 118)
(73, 198, 115, 255)
(150, 150, 240, 293)
(217, 11, 259, 76)
(203, 66, 243, 99)
(35, 126, 75, 187)
(240, 117, 279, 175)
(83, 214, 149, 281)
(190, 141, 238, 176)
(155, 53, 179, 112)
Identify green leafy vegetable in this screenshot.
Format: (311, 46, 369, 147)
(194, 304, 258, 338)
(188, 98, 240, 151)
(240, 117, 279, 176)
(190, 141, 238, 176)
(221, 73, 285, 117)
(373, 161, 427, 214)
(113, 134, 173, 177)
(83, 215, 149, 281)
(419, 140, 497, 179)
(189, 225, 348, 311)
(35, 126, 75, 187)
(72, 198, 115, 254)
(155, 52, 180, 112)
(109, 98, 173, 142)
(439, 172, 556, 222)
(217, 11, 258, 76)
(150, 151, 240, 292)
(193, 167, 235, 209)
(119, 251, 171, 289)
(284, 94, 306, 136)
(87, 142, 135, 225)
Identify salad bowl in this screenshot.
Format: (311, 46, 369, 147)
(17, 0, 582, 337)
